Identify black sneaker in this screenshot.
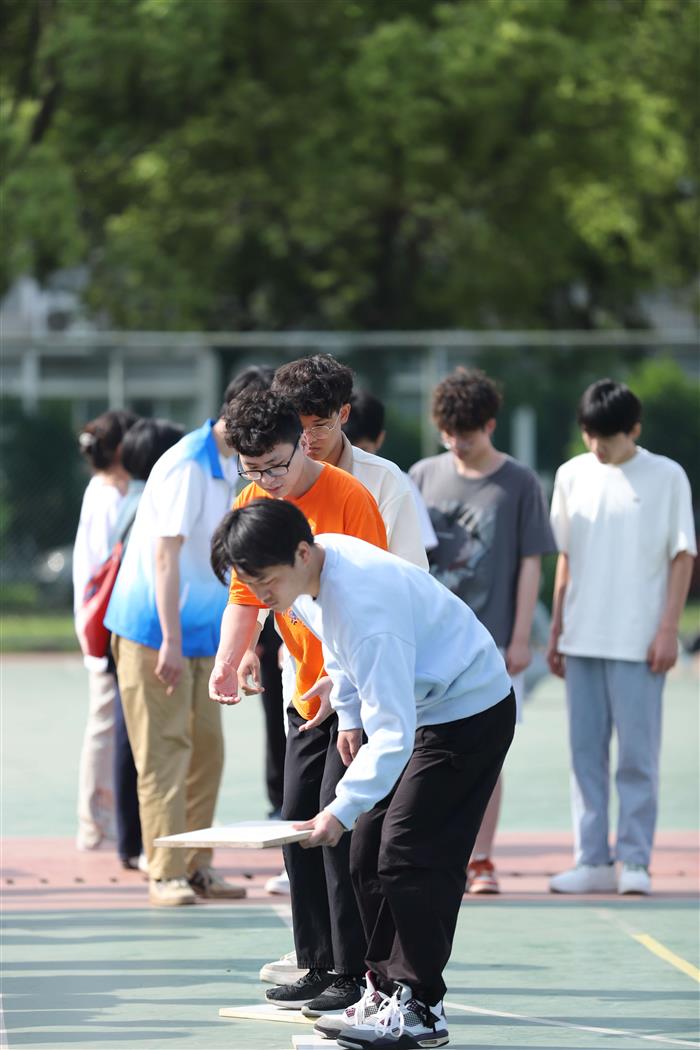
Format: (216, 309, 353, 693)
(265, 967, 335, 1009)
(301, 974, 365, 1017)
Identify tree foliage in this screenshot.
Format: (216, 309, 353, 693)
(2, 0, 698, 330)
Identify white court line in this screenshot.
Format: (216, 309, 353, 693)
(444, 1001, 700, 1048)
(0, 994, 7, 1050)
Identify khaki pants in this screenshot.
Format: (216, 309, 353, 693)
(112, 636, 224, 880)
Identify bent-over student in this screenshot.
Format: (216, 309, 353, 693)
(210, 499, 515, 1050)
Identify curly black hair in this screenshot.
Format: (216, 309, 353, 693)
(220, 365, 275, 416)
(224, 389, 301, 456)
(272, 354, 353, 416)
(432, 368, 502, 433)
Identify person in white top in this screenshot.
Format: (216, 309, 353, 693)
(209, 498, 514, 1050)
(547, 379, 696, 896)
(72, 409, 137, 851)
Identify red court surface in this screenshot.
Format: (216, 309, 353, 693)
(3, 831, 697, 912)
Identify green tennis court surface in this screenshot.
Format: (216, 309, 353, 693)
(2, 655, 698, 1049)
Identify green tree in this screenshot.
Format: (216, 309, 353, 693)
(0, 399, 85, 556)
(2, 0, 697, 330)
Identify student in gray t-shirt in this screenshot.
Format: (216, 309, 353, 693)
(410, 367, 556, 894)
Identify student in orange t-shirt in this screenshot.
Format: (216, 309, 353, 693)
(209, 389, 387, 1016)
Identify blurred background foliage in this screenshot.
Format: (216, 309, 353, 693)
(2, 0, 698, 331)
(1, 0, 698, 643)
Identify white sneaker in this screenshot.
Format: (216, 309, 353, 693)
(336, 982, 449, 1048)
(264, 869, 290, 895)
(550, 864, 617, 894)
(618, 864, 652, 895)
(259, 949, 308, 986)
(137, 853, 149, 874)
(314, 970, 389, 1041)
(149, 877, 196, 907)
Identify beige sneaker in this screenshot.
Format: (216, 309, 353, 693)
(188, 867, 247, 899)
(259, 950, 308, 986)
(149, 877, 196, 907)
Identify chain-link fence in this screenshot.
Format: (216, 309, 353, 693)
(2, 331, 698, 624)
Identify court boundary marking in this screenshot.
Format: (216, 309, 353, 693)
(634, 934, 700, 984)
(0, 994, 7, 1050)
(444, 1000, 700, 1048)
(597, 908, 700, 984)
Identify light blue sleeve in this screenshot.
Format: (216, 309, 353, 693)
(322, 642, 362, 730)
(325, 633, 417, 830)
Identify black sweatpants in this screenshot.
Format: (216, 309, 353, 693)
(110, 651, 142, 863)
(258, 618, 285, 814)
(282, 705, 366, 975)
(349, 693, 516, 1006)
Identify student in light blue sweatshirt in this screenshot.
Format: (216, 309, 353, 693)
(210, 499, 515, 1050)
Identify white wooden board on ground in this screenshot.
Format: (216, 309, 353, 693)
(292, 1037, 341, 1048)
(218, 1003, 315, 1024)
(154, 820, 312, 849)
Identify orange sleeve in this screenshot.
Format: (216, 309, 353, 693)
(227, 484, 266, 608)
(340, 478, 388, 550)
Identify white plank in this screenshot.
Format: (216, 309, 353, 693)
(292, 1037, 341, 1048)
(218, 1003, 315, 1024)
(154, 820, 312, 849)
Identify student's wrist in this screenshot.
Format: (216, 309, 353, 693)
(510, 632, 530, 645)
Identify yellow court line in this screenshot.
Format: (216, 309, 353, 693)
(634, 933, 700, 983)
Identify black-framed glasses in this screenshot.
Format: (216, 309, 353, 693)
(237, 436, 300, 481)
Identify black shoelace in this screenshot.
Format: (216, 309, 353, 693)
(330, 975, 363, 992)
(298, 967, 329, 987)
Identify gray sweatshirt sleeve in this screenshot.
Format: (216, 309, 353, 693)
(325, 633, 417, 830)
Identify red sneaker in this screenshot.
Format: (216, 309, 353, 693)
(467, 857, 500, 894)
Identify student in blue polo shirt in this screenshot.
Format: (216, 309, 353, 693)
(106, 395, 246, 907)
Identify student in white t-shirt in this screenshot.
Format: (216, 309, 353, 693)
(547, 379, 696, 896)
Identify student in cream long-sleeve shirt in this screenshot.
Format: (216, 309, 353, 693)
(210, 499, 515, 1046)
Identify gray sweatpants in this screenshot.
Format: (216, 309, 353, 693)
(565, 656, 664, 868)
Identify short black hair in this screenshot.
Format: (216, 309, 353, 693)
(210, 499, 314, 584)
(343, 390, 385, 445)
(220, 365, 275, 416)
(577, 379, 642, 436)
(272, 354, 354, 416)
(432, 368, 502, 433)
(78, 410, 139, 471)
(223, 389, 302, 456)
(121, 418, 185, 481)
